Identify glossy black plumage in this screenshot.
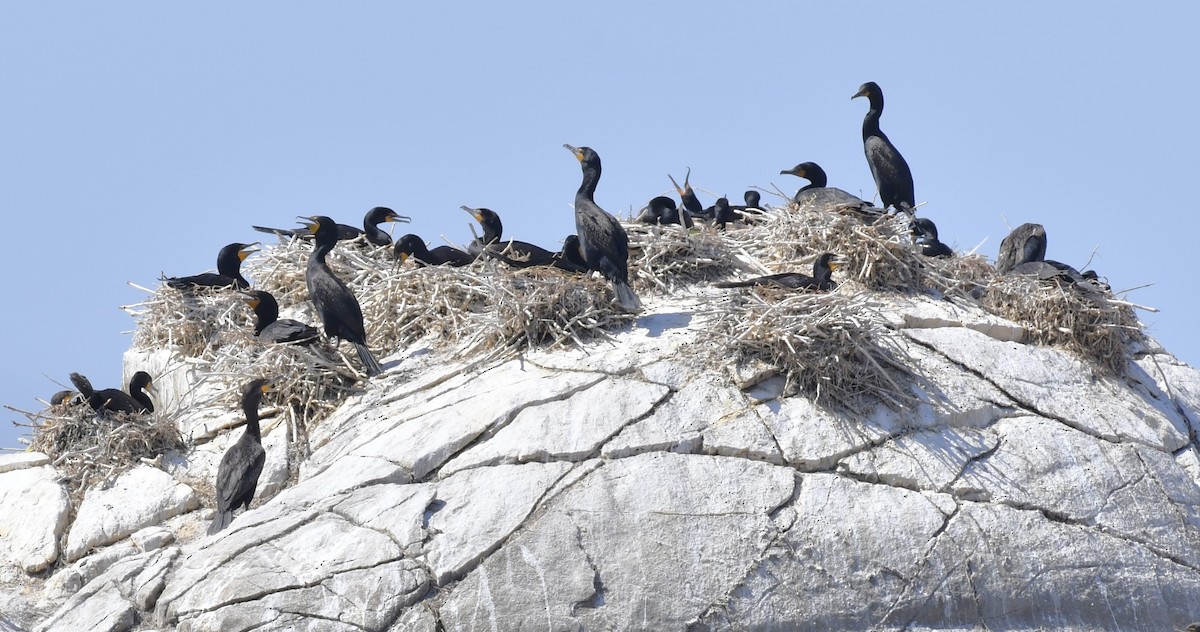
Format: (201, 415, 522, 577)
(69, 371, 153, 415)
(166, 243, 257, 290)
(669, 168, 707, 219)
(254, 207, 410, 246)
(637, 196, 691, 227)
(911, 218, 953, 258)
(393, 234, 474, 267)
(996, 223, 1091, 285)
(853, 82, 916, 214)
(565, 144, 642, 312)
(559, 235, 588, 270)
(714, 253, 841, 291)
(301, 216, 383, 377)
(781, 162, 877, 213)
(462, 207, 556, 264)
(208, 378, 270, 535)
(243, 290, 319, 344)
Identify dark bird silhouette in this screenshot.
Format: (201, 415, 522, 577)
(393, 234, 474, 267)
(996, 223, 1092, 285)
(166, 243, 258, 290)
(208, 378, 271, 535)
(714, 253, 842, 291)
(254, 207, 411, 246)
(911, 218, 953, 258)
(300, 215, 383, 377)
(49, 390, 81, 408)
(780, 162, 879, 215)
(730, 190, 765, 215)
(669, 168, 707, 220)
(69, 371, 154, 415)
(243, 290, 319, 344)
(558, 235, 588, 270)
(564, 144, 642, 312)
(637, 196, 691, 227)
(852, 82, 916, 214)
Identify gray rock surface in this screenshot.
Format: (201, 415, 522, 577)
(0, 465, 70, 572)
(65, 466, 199, 562)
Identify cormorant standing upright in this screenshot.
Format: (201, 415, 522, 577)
(166, 243, 258, 290)
(300, 215, 383, 377)
(852, 82, 916, 214)
(564, 144, 642, 312)
(208, 378, 271, 535)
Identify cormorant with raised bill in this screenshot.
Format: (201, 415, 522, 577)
(208, 378, 271, 535)
(393, 234, 474, 267)
(300, 215, 383, 377)
(852, 82, 916, 214)
(254, 207, 410, 246)
(714, 253, 842, 291)
(243, 290, 319, 344)
(781, 162, 879, 215)
(669, 168, 708, 220)
(911, 218, 953, 258)
(69, 371, 154, 415)
(166, 242, 258, 290)
(564, 144, 642, 312)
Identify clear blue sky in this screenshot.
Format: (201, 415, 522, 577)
(2, 4, 1197, 450)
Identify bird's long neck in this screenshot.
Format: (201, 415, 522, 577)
(861, 97, 884, 141)
(311, 240, 334, 266)
(814, 259, 832, 283)
(255, 301, 278, 332)
(576, 163, 601, 201)
(243, 399, 262, 440)
(364, 223, 388, 243)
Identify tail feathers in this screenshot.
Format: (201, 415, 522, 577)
(612, 281, 642, 313)
(355, 342, 383, 377)
(208, 510, 233, 535)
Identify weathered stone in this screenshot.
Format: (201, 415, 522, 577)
(701, 408, 783, 463)
(38, 547, 179, 632)
(759, 397, 900, 470)
(0, 465, 69, 573)
(0, 452, 50, 474)
(65, 466, 198, 562)
(130, 527, 173, 553)
(838, 427, 999, 492)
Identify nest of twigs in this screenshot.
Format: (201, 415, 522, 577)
(626, 222, 744, 293)
(21, 403, 185, 501)
(703, 286, 918, 415)
(983, 274, 1143, 376)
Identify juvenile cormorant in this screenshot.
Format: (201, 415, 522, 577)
(911, 218, 953, 258)
(637, 196, 691, 227)
(254, 207, 411, 246)
(393, 234, 474, 267)
(669, 168, 707, 219)
(780, 162, 878, 214)
(166, 243, 258, 290)
(243, 290, 319, 344)
(69, 371, 154, 415)
(564, 144, 642, 312)
(208, 378, 271, 535)
(300, 215, 383, 377)
(714, 253, 842, 291)
(852, 82, 916, 214)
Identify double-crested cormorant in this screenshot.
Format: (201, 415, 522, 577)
(208, 378, 271, 535)
(637, 196, 691, 227)
(166, 243, 258, 290)
(780, 162, 878, 214)
(462, 207, 553, 263)
(714, 253, 842, 291)
(243, 290, 319, 344)
(254, 207, 411, 246)
(300, 215, 383, 377)
(996, 223, 1091, 283)
(713, 197, 738, 230)
(911, 218, 953, 258)
(558, 235, 588, 270)
(731, 190, 765, 214)
(69, 371, 154, 415)
(852, 82, 916, 214)
(49, 390, 81, 408)
(564, 144, 642, 312)
(669, 168, 707, 220)
(393, 234, 474, 267)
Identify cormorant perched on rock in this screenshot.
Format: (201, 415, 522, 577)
(637, 196, 692, 227)
(208, 378, 271, 535)
(300, 215, 383, 377)
(780, 162, 879, 215)
(669, 168, 708, 220)
(911, 218, 953, 258)
(166, 243, 258, 290)
(69, 371, 154, 415)
(242, 290, 319, 344)
(254, 207, 410, 246)
(714, 253, 842, 291)
(852, 82, 916, 214)
(393, 234, 474, 267)
(565, 144, 642, 312)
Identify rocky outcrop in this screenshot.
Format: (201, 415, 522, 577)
(4, 290, 1200, 631)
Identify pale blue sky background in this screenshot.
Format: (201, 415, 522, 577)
(2, 4, 1197, 450)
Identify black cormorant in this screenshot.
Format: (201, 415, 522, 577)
(208, 378, 271, 535)
(637, 196, 691, 227)
(780, 162, 879, 214)
(49, 390, 81, 408)
(911, 218, 953, 258)
(243, 290, 319, 344)
(714, 253, 842, 291)
(564, 144, 642, 312)
(462, 207, 555, 264)
(558, 235, 588, 270)
(166, 243, 258, 290)
(69, 371, 154, 415)
(669, 168, 708, 220)
(254, 207, 411, 246)
(300, 215, 383, 377)
(852, 82, 916, 214)
(731, 190, 765, 214)
(393, 234, 474, 267)
(996, 223, 1089, 283)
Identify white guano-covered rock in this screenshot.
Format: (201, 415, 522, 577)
(65, 466, 199, 562)
(0, 465, 70, 572)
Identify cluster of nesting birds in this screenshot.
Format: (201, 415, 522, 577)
(46, 81, 1088, 535)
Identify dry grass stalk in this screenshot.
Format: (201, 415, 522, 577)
(626, 222, 745, 293)
(703, 287, 917, 415)
(983, 275, 1142, 376)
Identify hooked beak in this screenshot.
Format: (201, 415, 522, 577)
(237, 242, 260, 261)
(852, 87, 869, 99)
(460, 205, 483, 222)
(563, 143, 584, 162)
(296, 216, 319, 234)
(384, 211, 412, 224)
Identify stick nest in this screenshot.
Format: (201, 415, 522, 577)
(626, 222, 745, 293)
(703, 287, 918, 415)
